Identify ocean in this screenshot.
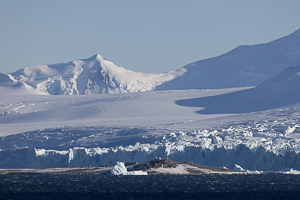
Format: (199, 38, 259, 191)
(0, 173, 299, 200)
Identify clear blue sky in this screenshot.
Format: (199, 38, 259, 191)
(0, 0, 300, 73)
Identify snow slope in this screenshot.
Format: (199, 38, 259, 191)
(10, 54, 184, 95)
(157, 28, 300, 90)
(0, 73, 46, 95)
(176, 65, 300, 114)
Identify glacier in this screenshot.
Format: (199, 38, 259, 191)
(0, 118, 299, 171)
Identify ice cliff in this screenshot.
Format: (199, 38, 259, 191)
(0, 119, 299, 171)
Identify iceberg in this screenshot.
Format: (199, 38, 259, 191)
(110, 162, 147, 175)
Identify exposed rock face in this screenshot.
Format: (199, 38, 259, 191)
(133, 159, 178, 171)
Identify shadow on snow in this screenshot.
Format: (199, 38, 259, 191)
(175, 86, 300, 114)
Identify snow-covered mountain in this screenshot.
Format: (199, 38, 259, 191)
(4, 28, 300, 95)
(9, 54, 184, 95)
(157, 28, 300, 90)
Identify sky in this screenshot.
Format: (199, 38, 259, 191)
(0, 0, 300, 74)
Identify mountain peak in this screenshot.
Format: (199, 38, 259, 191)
(85, 53, 104, 61)
(94, 53, 103, 59)
(8, 53, 177, 95)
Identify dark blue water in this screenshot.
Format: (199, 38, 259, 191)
(0, 174, 299, 200)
